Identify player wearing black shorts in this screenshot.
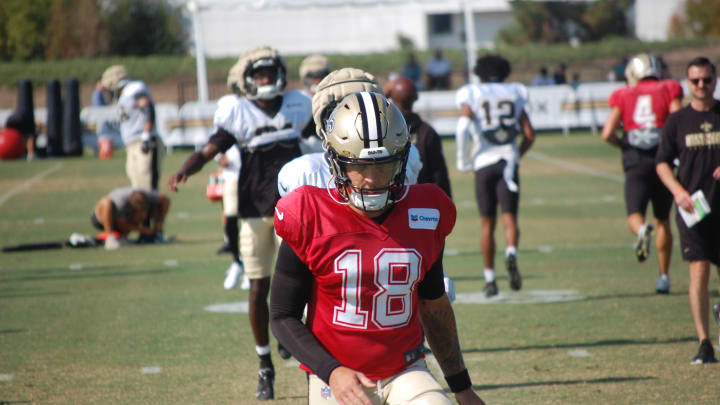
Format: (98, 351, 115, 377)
(656, 56, 720, 365)
(601, 53, 683, 294)
(474, 160, 519, 218)
(455, 55, 535, 297)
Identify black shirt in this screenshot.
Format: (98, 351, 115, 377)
(403, 111, 452, 198)
(209, 128, 301, 218)
(657, 101, 720, 207)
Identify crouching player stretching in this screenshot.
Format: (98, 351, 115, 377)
(270, 90, 484, 405)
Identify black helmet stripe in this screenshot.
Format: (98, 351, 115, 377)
(355, 92, 382, 149)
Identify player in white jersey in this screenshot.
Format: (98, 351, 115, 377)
(168, 46, 312, 401)
(455, 54, 535, 298)
(101, 65, 163, 193)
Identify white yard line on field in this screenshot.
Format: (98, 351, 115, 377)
(0, 163, 64, 207)
(527, 151, 624, 183)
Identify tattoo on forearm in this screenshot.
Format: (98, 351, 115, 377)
(419, 300, 466, 376)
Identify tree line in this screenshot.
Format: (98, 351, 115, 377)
(498, 0, 717, 46)
(0, 0, 187, 61)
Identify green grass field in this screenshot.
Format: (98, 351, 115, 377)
(1, 132, 719, 404)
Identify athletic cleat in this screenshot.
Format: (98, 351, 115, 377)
(655, 275, 670, 294)
(690, 339, 717, 365)
(256, 367, 275, 400)
(505, 253, 522, 291)
(635, 224, 653, 262)
(278, 343, 292, 360)
(223, 261, 244, 290)
(216, 243, 231, 255)
(484, 281, 498, 298)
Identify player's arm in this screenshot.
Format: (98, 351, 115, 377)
(270, 242, 375, 405)
(655, 115, 693, 211)
(418, 252, 485, 405)
(518, 110, 535, 157)
(657, 162, 693, 212)
(669, 98, 682, 114)
(167, 129, 233, 191)
(136, 95, 155, 133)
(150, 195, 170, 234)
(270, 242, 332, 374)
(136, 95, 157, 154)
(455, 104, 475, 172)
(601, 106, 622, 148)
(114, 218, 151, 236)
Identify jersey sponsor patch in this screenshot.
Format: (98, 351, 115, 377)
(408, 208, 440, 230)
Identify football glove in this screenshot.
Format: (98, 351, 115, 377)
(443, 272, 456, 303)
(141, 138, 156, 154)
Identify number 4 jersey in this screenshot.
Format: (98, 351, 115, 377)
(608, 79, 682, 150)
(274, 184, 456, 380)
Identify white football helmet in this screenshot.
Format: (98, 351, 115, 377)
(311, 67, 382, 140)
(234, 46, 287, 100)
(226, 58, 244, 93)
(324, 91, 410, 212)
(625, 53, 662, 86)
(299, 54, 331, 92)
(101, 64, 130, 99)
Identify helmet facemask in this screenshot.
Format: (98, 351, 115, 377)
(244, 58, 286, 100)
(323, 92, 410, 212)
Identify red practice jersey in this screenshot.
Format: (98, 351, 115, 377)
(274, 184, 456, 380)
(608, 79, 683, 150)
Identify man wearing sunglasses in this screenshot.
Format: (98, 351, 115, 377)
(657, 56, 720, 365)
(601, 53, 683, 294)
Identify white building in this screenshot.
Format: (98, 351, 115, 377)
(189, 0, 512, 57)
(633, 0, 685, 41)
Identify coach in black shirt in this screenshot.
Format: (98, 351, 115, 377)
(656, 56, 720, 365)
(385, 75, 452, 198)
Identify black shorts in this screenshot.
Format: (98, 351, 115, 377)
(90, 212, 104, 231)
(474, 160, 519, 217)
(676, 210, 720, 266)
(90, 210, 119, 231)
(624, 160, 673, 220)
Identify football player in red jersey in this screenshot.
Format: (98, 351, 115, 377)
(601, 53, 684, 294)
(270, 90, 484, 405)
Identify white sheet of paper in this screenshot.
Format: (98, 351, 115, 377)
(678, 190, 711, 227)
